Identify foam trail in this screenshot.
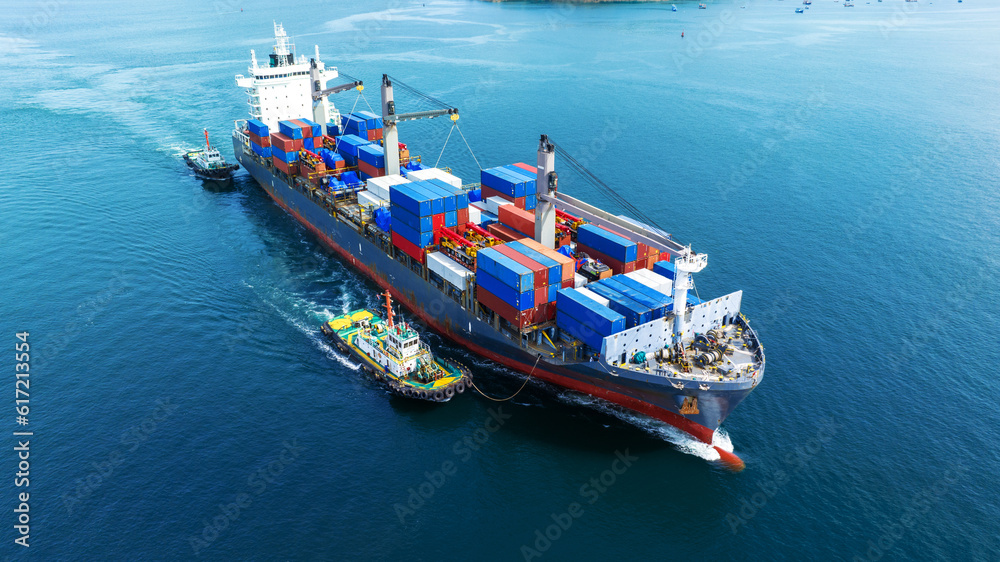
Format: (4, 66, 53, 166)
(259, 293, 361, 371)
(558, 392, 723, 462)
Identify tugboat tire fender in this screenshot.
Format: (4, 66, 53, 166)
(433, 390, 445, 401)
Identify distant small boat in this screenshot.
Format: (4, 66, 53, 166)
(672, 4, 678, 11)
(184, 129, 239, 183)
(699, 3, 707, 8)
(796, 7, 805, 12)
(844, 0, 854, 5)
(803, 0, 811, 3)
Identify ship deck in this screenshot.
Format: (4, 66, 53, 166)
(237, 146, 763, 387)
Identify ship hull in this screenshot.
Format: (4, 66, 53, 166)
(235, 140, 760, 446)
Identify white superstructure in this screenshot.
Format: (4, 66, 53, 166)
(234, 22, 342, 132)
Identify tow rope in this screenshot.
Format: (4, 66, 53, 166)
(469, 354, 541, 402)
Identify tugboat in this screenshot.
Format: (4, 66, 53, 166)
(184, 129, 239, 183)
(321, 291, 472, 402)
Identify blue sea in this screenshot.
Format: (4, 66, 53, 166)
(2, 0, 999, 559)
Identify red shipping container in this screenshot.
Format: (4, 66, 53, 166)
(432, 214, 445, 231)
(367, 128, 384, 141)
(272, 157, 298, 176)
(291, 119, 313, 138)
(480, 185, 514, 203)
(392, 231, 425, 263)
(561, 279, 573, 289)
(494, 244, 548, 288)
(270, 133, 302, 153)
(487, 223, 524, 243)
(636, 242, 650, 261)
(535, 302, 556, 323)
(513, 197, 526, 210)
(248, 131, 272, 148)
(358, 160, 385, 178)
(498, 205, 535, 237)
(457, 208, 469, 225)
(513, 162, 538, 176)
(477, 287, 533, 329)
(516, 237, 575, 283)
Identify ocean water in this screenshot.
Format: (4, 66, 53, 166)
(2, 0, 999, 559)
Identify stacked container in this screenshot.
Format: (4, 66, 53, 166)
(475, 246, 536, 328)
(341, 111, 384, 142)
(480, 164, 537, 210)
(270, 130, 302, 176)
(247, 119, 271, 159)
(556, 288, 626, 351)
(357, 144, 385, 180)
(575, 224, 640, 275)
(389, 182, 439, 263)
(592, 276, 672, 322)
(334, 134, 373, 167)
(498, 204, 535, 239)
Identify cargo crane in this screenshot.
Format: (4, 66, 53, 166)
(308, 56, 363, 136)
(380, 74, 459, 177)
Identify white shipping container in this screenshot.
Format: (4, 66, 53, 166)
(366, 174, 409, 200)
(573, 273, 588, 289)
(407, 167, 462, 188)
(575, 287, 610, 307)
(426, 252, 474, 290)
(357, 190, 388, 211)
(468, 205, 482, 225)
(633, 268, 672, 295)
(485, 196, 510, 215)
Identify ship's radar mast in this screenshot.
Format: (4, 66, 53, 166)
(672, 248, 708, 344)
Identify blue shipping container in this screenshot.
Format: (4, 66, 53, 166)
(653, 261, 676, 280)
(341, 115, 367, 137)
(584, 283, 650, 328)
(525, 194, 537, 211)
(506, 241, 560, 285)
(481, 167, 526, 198)
(247, 119, 269, 137)
(390, 203, 434, 232)
(445, 211, 457, 228)
(419, 179, 457, 212)
(502, 165, 537, 195)
(597, 277, 668, 319)
(271, 147, 298, 163)
(476, 247, 534, 293)
(557, 311, 605, 351)
(250, 142, 271, 159)
(577, 224, 638, 263)
(326, 122, 341, 136)
(358, 144, 385, 168)
(547, 283, 558, 303)
(476, 270, 534, 311)
(299, 118, 322, 138)
(555, 289, 625, 336)
(405, 182, 445, 216)
(390, 183, 435, 217)
(278, 120, 305, 140)
(353, 110, 384, 129)
(391, 221, 435, 248)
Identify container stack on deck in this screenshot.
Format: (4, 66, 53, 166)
(247, 119, 271, 159)
(269, 129, 302, 176)
(575, 224, 646, 275)
(555, 288, 626, 351)
(475, 246, 537, 328)
(357, 144, 385, 180)
(334, 134, 372, 167)
(341, 111, 384, 142)
(387, 177, 471, 263)
(480, 163, 537, 211)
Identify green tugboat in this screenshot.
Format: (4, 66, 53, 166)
(321, 291, 472, 402)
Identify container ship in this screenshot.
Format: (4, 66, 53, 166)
(231, 24, 764, 468)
